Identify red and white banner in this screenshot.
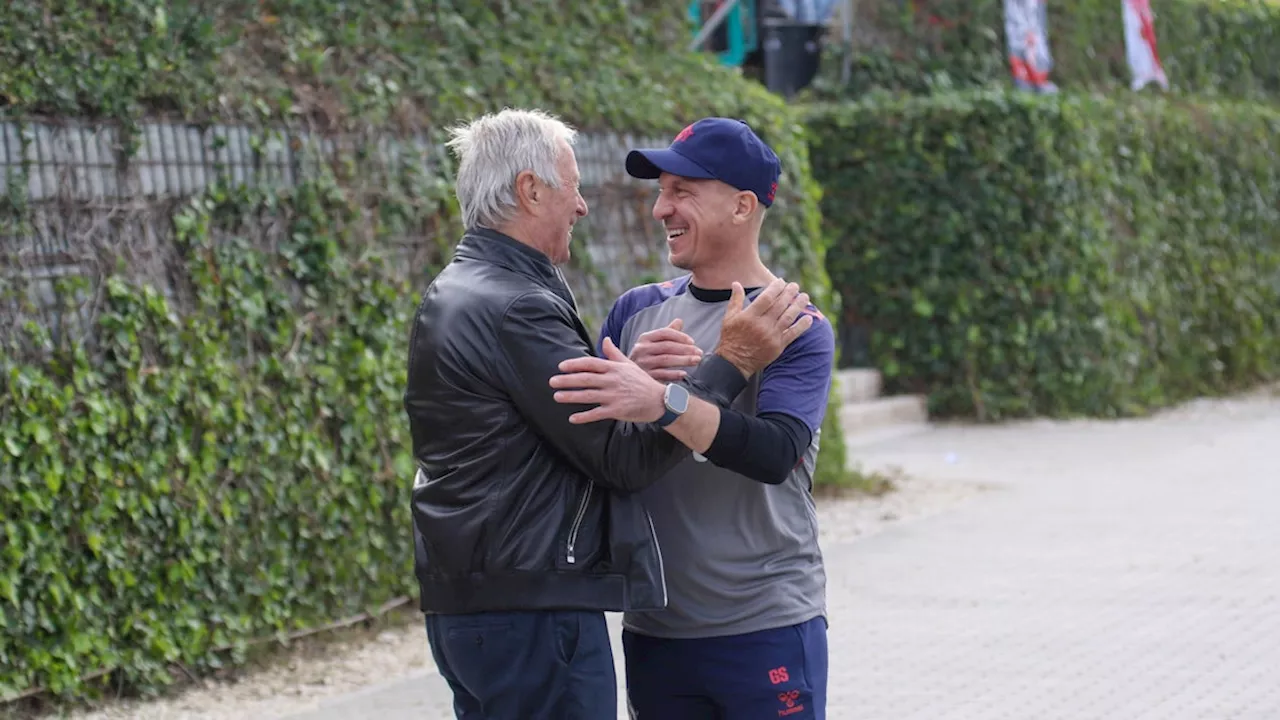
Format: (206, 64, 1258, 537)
(1004, 0, 1058, 93)
(1123, 0, 1169, 90)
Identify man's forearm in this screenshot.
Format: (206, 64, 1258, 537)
(660, 396, 721, 454)
(653, 354, 751, 455)
(661, 402, 814, 485)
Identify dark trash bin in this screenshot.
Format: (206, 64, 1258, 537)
(761, 20, 824, 99)
(697, 0, 732, 53)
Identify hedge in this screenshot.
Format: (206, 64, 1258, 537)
(809, 90, 1280, 420)
(815, 0, 1280, 100)
(0, 0, 846, 704)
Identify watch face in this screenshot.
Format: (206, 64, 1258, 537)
(667, 383, 690, 413)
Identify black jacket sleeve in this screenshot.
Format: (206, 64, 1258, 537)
(702, 411, 813, 485)
(497, 292, 748, 493)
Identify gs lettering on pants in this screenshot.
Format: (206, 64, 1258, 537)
(770, 666, 807, 717)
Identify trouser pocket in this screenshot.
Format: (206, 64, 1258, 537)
(426, 610, 616, 720)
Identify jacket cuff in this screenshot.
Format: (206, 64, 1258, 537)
(683, 353, 749, 408)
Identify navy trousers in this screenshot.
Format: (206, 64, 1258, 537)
(622, 616, 829, 719)
(425, 609, 616, 720)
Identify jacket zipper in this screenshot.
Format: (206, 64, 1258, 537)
(566, 484, 593, 564)
(646, 510, 668, 605)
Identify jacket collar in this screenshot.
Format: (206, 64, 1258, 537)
(454, 226, 577, 310)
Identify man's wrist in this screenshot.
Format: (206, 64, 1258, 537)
(644, 378, 667, 423)
(710, 346, 753, 379)
(659, 394, 719, 455)
(656, 382, 689, 427)
(684, 353, 750, 408)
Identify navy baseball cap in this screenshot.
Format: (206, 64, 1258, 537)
(625, 117, 781, 207)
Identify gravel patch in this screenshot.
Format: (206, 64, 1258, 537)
(29, 469, 984, 720)
(817, 471, 989, 547)
(44, 621, 433, 720)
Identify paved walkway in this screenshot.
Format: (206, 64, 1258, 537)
(288, 391, 1280, 720)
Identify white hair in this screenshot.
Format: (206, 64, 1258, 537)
(445, 108, 578, 230)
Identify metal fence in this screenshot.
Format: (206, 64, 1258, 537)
(0, 118, 756, 354)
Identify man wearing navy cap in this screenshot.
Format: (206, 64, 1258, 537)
(552, 117, 835, 718)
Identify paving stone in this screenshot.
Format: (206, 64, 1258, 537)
(286, 394, 1280, 720)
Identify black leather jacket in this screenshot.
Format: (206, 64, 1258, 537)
(404, 227, 747, 614)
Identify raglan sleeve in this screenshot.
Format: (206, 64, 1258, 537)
(755, 309, 837, 434)
(596, 294, 629, 355)
(701, 308, 836, 485)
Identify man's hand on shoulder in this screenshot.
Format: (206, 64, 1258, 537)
(549, 337, 666, 424)
(714, 278, 814, 378)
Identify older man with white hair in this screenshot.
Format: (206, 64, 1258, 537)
(402, 107, 816, 719)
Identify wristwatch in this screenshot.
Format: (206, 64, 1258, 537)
(657, 383, 690, 427)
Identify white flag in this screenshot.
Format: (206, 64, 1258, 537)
(1124, 0, 1169, 90)
(1004, 0, 1058, 93)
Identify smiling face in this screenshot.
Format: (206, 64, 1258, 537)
(540, 139, 588, 265)
(652, 172, 758, 273)
(517, 138, 588, 265)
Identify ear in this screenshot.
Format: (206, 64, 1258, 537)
(514, 169, 542, 213)
(731, 190, 759, 225)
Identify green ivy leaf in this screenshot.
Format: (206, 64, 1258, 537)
(0, 0, 846, 702)
(811, 88, 1280, 421)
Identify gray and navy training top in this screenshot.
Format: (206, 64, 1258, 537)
(597, 274, 835, 639)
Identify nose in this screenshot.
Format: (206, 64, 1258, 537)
(576, 192, 588, 218)
(652, 193, 673, 222)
